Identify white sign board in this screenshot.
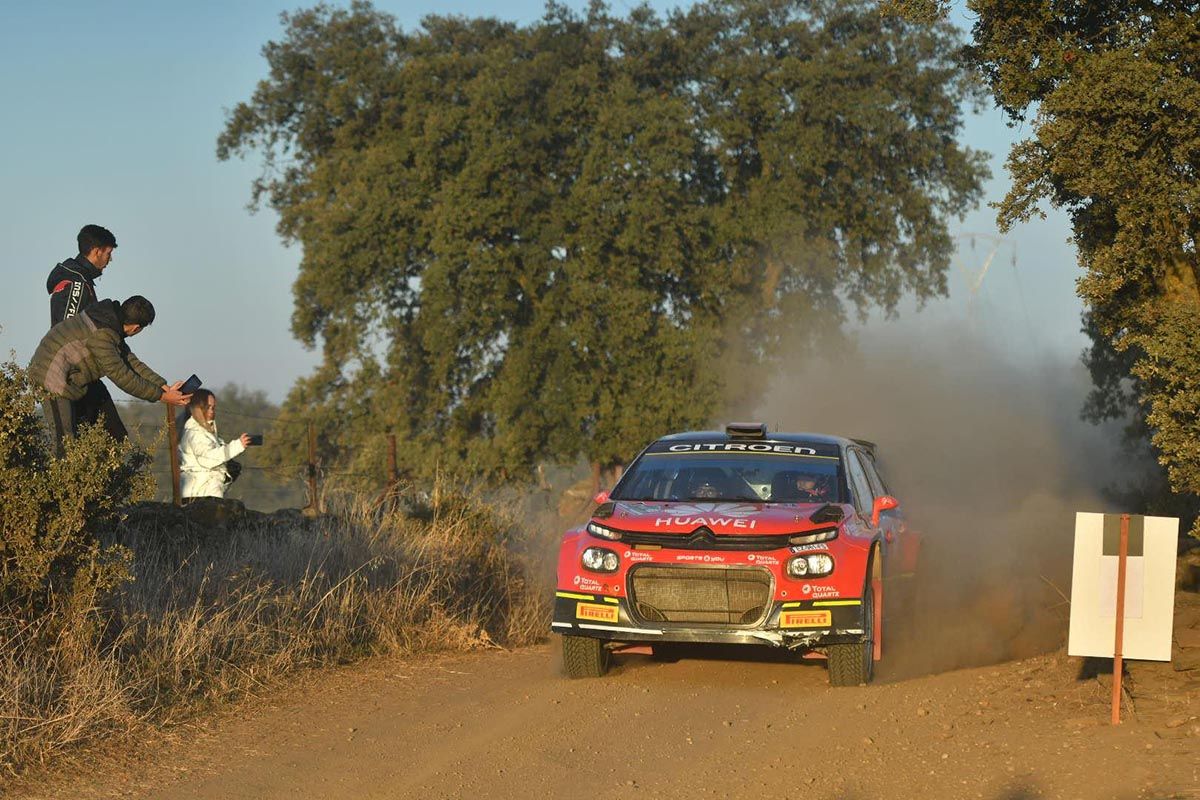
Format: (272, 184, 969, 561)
(1068, 512, 1177, 661)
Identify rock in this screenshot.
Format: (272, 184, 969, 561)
(1155, 728, 1190, 740)
(1164, 717, 1189, 729)
(182, 496, 247, 528)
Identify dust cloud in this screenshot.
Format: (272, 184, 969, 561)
(754, 318, 1137, 677)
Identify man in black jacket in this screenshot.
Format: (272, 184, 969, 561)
(45, 224, 127, 441)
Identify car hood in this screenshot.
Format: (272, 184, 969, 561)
(595, 500, 849, 535)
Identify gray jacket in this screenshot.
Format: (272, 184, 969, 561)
(28, 300, 165, 402)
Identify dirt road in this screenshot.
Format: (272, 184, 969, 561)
(17, 635, 1199, 800)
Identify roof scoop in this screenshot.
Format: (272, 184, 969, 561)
(725, 422, 767, 439)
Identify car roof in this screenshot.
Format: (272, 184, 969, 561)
(656, 430, 861, 449)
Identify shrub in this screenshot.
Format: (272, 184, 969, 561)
(0, 360, 152, 616)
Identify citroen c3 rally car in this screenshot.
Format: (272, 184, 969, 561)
(552, 424, 919, 685)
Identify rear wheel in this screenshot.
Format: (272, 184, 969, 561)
(827, 583, 875, 686)
(561, 635, 611, 678)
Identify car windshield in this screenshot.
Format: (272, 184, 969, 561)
(611, 451, 844, 503)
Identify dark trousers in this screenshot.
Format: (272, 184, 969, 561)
(76, 380, 128, 441)
(43, 381, 128, 456)
(43, 396, 76, 457)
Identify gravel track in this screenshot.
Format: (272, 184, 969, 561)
(15, 637, 1199, 800)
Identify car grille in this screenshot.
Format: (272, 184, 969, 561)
(629, 565, 772, 626)
(618, 528, 799, 551)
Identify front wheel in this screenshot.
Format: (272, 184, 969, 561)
(561, 635, 610, 678)
(827, 583, 875, 686)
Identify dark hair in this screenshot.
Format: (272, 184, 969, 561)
(177, 389, 216, 443)
(120, 295, 155, 327)
(77, 224, 117, 255)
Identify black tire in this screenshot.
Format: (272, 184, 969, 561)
(561, 635, 611, 678)
(827, 583, 875, 687)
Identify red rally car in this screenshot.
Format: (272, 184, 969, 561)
(552, 423, 919, 686)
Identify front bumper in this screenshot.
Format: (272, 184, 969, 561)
(550, 592, 867, 649)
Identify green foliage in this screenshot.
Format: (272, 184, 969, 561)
(0, 361, 150, 616)
(221, 0, 986, 481)
(965, 1, 1200, 535)
(878, 0, 948, 24)
(1081, 312, 1200, 528)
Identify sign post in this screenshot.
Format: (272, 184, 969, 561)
(1069, 512, 1178, 725)
(1110, 514, 1128, 725)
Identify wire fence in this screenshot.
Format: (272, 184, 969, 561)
(111, 399, 398, 509)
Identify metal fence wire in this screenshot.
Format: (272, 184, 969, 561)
(112, 401, 398, 511)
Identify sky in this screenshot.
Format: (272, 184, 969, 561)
(0, 0, 1084, 403)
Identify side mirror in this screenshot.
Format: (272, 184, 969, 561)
(871, 495, 899, 526)
(593, 490, 610, 505)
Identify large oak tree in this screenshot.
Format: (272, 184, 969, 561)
(220, 0, 986, 482)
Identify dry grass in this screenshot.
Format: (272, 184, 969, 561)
(0, 487, 555, 778)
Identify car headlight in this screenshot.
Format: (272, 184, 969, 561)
(582, 546, 620, 573)
(586, 521, 622, 541)
(788, 528, 837, 545)
(787, 553, 834, 578)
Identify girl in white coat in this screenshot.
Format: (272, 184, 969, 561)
(178, 389, 251, 499)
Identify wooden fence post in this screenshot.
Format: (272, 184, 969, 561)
(387, 433, 398, 488)
(166, 406, 181, 506)
(305, 421, 319, 513)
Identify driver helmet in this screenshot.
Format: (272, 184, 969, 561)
(794, 471, 830, 501)
(687, 470, 723, 499)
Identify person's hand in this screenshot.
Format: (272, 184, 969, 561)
(238, 433, 252, 447)
(160, 383, 191, 407)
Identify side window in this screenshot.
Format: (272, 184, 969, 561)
(859, 451, 887, 498)
(844, 450, 875, 516)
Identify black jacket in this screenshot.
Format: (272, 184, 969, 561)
(47, 256, 102, 325)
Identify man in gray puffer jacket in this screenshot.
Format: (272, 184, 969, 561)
(28, 295, 191, 454)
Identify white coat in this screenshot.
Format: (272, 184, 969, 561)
(179, 416, 246, 499)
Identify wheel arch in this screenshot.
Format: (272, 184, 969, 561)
(866, 539, 884, 662)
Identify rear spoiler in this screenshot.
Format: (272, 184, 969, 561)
(851, 438, 877, 455)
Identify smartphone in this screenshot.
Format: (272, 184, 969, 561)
(180, 374, 202, 394)
(247, 434, 264, 446)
